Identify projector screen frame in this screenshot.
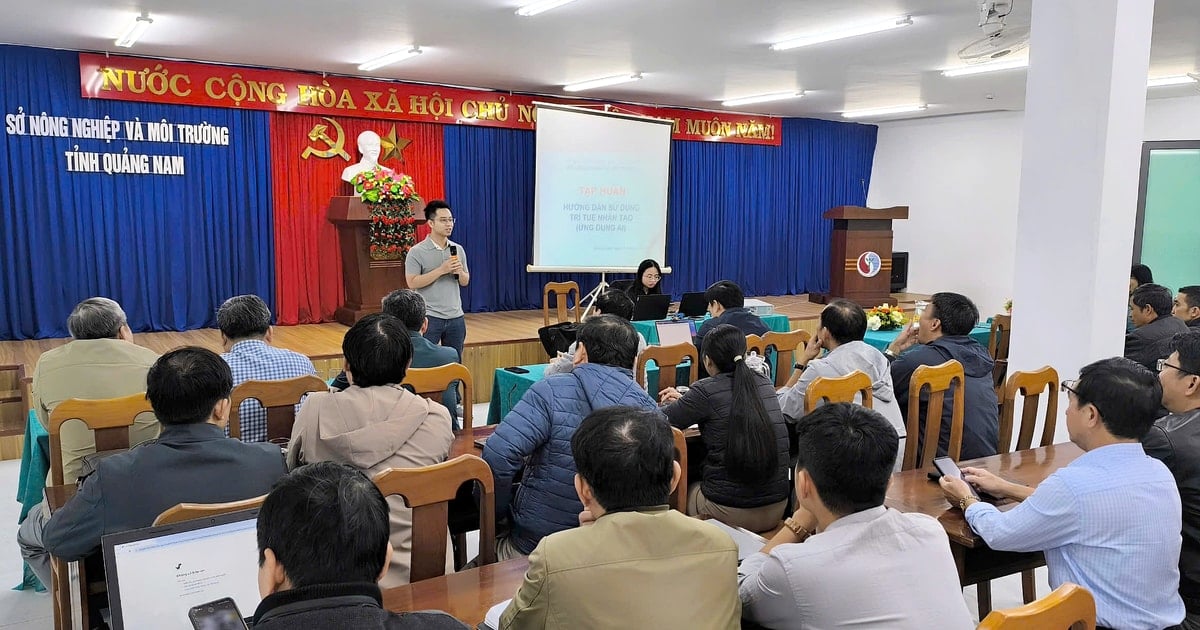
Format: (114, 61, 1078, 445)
(526, 265, 673, 274)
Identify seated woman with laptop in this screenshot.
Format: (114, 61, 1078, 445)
(657, 324, 791, 533)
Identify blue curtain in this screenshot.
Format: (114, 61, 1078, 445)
(444, 117, 877, 312)
(0, 46, 274, 339)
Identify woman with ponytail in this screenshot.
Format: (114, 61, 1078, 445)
(659, 324, 790, 532)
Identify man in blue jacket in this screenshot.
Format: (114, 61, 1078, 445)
(482, 314, 661, 559)
(883, 292, 999, 461)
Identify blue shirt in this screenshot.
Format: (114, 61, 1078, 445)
(221, 340, 318, 443)
(965, 442, 1185, 629)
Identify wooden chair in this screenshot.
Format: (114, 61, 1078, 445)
(802, 370, 874, 415)
(762, 330, 812, 387)
(977, 582, 1096, 630)
(542, 281, 581, 326)
(153, 495, 266, 526)
(635, 342, 699, 391)
(989, 314, 1013, 397)
(902, 360, 965, 471)
(744, 334, 765, 354)
(670, 427, 688, 513)
(228, 375, 328, 443)
(0, 364, 27, 437)
(47, 392, 154, 630)
(373, 454, 496, 583)
(403, 363, 474, 430)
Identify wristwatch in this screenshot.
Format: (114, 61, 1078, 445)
(792, 362, 806, 372)
(783, 517, 813, 541)
(883, 347, 898, 361)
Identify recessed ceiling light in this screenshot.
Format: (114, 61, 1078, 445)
(771, 16, 913, 51)
(563, 73, 642, 92)
(115, 13, 153, 48)
(721, 91, 804, 107)
(516, 0, 579, 16)
(1147, 74, 1197, 88)
(841, 104, 928, 119)
(358, 46, 423, 72)
(942, 58, 1029, 77)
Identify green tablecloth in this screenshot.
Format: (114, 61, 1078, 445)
(632, 312, 790, 345)
(14, 410, 49, 592)
(862, 322, 992, 352)
(486, 362, 686, 424)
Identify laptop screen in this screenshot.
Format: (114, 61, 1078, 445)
(104, 511, 261, 630)
(655, 321, 696, 347)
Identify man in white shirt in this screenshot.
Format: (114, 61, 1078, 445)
(739, 402, 973, 630)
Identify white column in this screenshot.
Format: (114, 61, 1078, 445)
(1007, 0, 1155, 441)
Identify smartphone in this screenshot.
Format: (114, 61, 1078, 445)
(188, 597, 248, 630)
(504, 366, 529, 374)
(932, 456, 980, 500)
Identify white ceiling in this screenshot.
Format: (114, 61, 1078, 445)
(3, 0, 1199, 121)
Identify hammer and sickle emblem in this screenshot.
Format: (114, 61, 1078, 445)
(300, 117, 351, 161)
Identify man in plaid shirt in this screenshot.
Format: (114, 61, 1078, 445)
(218, 295, 318, 442)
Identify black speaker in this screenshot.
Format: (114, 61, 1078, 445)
(891, 252, 909, 293)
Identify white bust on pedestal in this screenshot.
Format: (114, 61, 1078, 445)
(341, 130, 393, 182)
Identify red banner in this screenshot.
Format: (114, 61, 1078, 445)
(78, 53, 781, 146)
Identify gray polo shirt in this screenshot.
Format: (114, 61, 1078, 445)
(406, 237, 467, 318)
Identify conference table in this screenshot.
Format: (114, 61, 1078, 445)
(862, 321, 993, 352)
(384, 556, 529, 625)
(15, 410, 50, 591)
(487, 362, 687, 425)
(631, 312, 791, 346)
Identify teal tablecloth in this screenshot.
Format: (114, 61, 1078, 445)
(632, 312, 790, 345)
(862, 322, 992, 352)
(14, 410, 49, 592)
(486, 362, 686, 424)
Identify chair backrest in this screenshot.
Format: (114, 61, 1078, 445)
(228, 375, 328, 442)
(744, 334, 765, 354)
(0, 364, 28, 437)
(153, 495, 266, 526)
(543, 281, 581, 326)
(670, 427, 688, 513)
(902, 360, 965, 471)
(635, 342, 699, 390)
(48, 392, 154, 486)
(989, 314, 1013, 390)
(608, 279, 635, 293)
(403, 363, 474, 430)
(999, 366, 1060, 453)
(977, 582, 1096, 630)
(373, 454, 496, 582)
(762, 330, 812, 387)
(803, 370, 874, 416)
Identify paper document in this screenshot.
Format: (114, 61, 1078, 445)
(703, 519, 768, 561)
(483, 599, 513, 630)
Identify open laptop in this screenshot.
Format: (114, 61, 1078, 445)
(103, 509, 261, 630)
(677, 292, 708, 318)
(630, 293, 671, 321)
(655, 320, 697, 347)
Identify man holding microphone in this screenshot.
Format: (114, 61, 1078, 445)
(405, 200, 469, 360)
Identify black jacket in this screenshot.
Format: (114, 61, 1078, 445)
(251, 582, 468, 629)
(1143, 408, 1200, 613)
(890, 336, 999, 461)
(1126, 315, 1190, 371)
(43, 422, 286, 561)
(661, 372, 790, 508)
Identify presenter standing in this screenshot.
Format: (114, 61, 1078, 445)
(405, 200, 469, 360)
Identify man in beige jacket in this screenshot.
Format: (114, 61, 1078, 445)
(288, 313, 453, 588)
(500, 406, 740, 629)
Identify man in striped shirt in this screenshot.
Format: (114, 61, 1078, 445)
(941, 357, 1185, 630)
(218, 295, 317, 443)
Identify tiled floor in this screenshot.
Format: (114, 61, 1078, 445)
(0, 404, 1043, 628)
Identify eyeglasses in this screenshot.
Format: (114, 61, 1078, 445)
(1060, 379, 1080, 396)
(1157, 358, 1200, 376)
(643, 274, 661, 280)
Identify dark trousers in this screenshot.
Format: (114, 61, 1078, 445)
(424, 315, 467, 361)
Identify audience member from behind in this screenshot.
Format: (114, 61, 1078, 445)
(776, 300, 905, 458)
(331, 289, 460, 426)
(483, 315, 660, 559)
(740, 403, 973, 629)
(626, 258, 663, 298)
(1176, 287, 1200, 328)
(217, 294, 318, 443)
(31, 297, 160, 485)
(1128, 283, 1189, 371)
(500, 407, 740, 630)
(20, 347, 286, 589)
(695, 280, 769, 359)
(885, 292, 998, 460)
(942, 357, 1185, 629)
(1144, 331, 1200, 628)
(252, 462, 467, 629)
(545, 289, 647, 376)
(659, 324, 790, 532)
(288, 313, 453, 587)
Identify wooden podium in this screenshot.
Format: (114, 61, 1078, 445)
(811, 205, 909, 307)
(328, 197, 425, 326)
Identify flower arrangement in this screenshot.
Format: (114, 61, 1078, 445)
(866, 303, 906, 331)
(1004, 298, 1013, 314)
(351, 167, 422, 261)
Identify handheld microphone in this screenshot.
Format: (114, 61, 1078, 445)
(860, 178, 868, 202)
(449, 245, 459, 280)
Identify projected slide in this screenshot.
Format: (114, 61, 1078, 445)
(531, 104, 672, 272)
